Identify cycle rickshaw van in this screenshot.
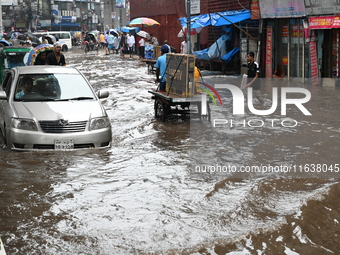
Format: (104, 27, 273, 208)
(26, 44, 54, 66)
(84, 33, 99, 53)
(0, 46, 32, 82)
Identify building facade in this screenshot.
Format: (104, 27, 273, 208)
(256, 0, 340, 85)
(1, 0, 128, 32)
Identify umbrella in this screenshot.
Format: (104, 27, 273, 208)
(18, 33, 41, 47)
(128, 17, 160, 27)
(137, 31, 150, 39)
(121, 26, 140, 33)
(106, 29, 118, 35)
(0, 39, 11, 47)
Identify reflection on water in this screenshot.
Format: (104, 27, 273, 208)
(0, 51, 339, 254)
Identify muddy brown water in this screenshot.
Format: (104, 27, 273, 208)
(0, 49, 339, 254)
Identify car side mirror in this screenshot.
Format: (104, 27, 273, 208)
(0, 91, 7, 100)
(97, 89, 109, 99)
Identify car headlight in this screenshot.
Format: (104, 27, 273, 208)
(11, 118, 38, 131)
(90, 116, 111, 130)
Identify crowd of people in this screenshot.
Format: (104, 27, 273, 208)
(74, 30, 188, 60)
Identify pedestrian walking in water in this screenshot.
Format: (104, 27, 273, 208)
(246, 51, 263, 104)
(127, 32, 135, 58)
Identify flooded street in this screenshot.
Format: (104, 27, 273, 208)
(1, 49, 340, 255)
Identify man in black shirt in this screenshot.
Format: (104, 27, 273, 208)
(246, 51, 263, 104)
(45, 42, 66, 66)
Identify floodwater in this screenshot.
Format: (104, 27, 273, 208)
(0, 49, 340, 255)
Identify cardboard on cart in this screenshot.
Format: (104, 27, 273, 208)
(166, 53, 196, 97)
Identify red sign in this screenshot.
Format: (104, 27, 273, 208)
(282, 25, 288, 37)
(309, 16, 340, 29)
(282, 57, 288, 65)
(266, 26, 273, 78)
(251, 0, 260, 19)
(310, 41, 319, 86)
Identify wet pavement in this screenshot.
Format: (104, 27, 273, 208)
(0, 48, 340, 254)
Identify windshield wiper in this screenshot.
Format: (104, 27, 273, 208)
(55, 97, 94, 101)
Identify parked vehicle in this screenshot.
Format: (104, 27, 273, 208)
(33, 31, 72, 52)
(0, 46, 32, 82)
(0, 66, 112, 151)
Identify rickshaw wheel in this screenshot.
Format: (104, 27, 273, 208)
(154, 99, 167, 122)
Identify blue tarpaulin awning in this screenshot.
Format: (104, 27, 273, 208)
(179, 9, 251, 29)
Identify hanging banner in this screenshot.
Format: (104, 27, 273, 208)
(282, 25, 288, 43)
(266, 26, 273, 78)
(259, 0, 305, 18)
(332, 30, 339, 78)
(251, 0, 260, 19)
(309, 16, 340, 29)
(310, 41, 319, 86)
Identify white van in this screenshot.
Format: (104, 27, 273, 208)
(33, 31, 72, 52)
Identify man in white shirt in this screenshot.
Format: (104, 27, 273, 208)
(180, 37, 189, 54)
(139, 37, 145, 60)
(127, 33, 135, 58)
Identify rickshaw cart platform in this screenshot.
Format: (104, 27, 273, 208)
(148, 90, 211, 122)
(141, 59, 156, 73)
(148, 54, 211, 122)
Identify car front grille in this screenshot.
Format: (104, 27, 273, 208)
(32, 143, 95, 149)
(39, 120, 87, 133)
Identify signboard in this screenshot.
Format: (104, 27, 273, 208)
(305, 0, 340, 15)
(38, 20, 51, 27)
(259, 0, 305, 18)
(265, 26, 273, 78)
(190, 0, 200, 15)
(166, 54, 196, 97)
(291, 25, 304, 44)
(116, 0, 125, 8)
(1, 0, 18, 5)
(309, 16, 340, 29)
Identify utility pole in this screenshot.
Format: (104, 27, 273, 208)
(119, 8, 122, 30)
(186, 0, 191, 54)
(0, 0, 3, 34)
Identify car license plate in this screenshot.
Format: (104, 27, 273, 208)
(54, 139, 74, 149)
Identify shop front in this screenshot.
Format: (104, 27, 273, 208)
(258, 0, 308, 80)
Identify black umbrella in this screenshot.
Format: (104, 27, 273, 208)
(17, 33, 41, 47)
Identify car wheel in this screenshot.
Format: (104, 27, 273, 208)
(62, 45, 68, 52)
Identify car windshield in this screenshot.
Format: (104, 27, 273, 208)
(4, 52, 29, 68)
(14, 73, 95, 101)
